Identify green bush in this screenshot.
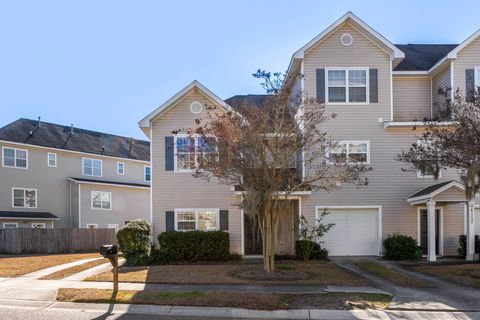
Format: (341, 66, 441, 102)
(157, 231, 230, 262)
(458, 235, 480, 258)
(116, 219, 151, 265)
(383, 234, 420, 260)
(295, 240, 328, 260)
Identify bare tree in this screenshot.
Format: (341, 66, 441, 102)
(184, 71, 370, 272)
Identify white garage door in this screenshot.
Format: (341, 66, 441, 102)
(319, 207, 380, 256)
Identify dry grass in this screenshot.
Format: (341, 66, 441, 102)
(0, 253, 101, 277)
(40, 258, 109, 280)
(87, 260, 365, 286)
(414, 264, 480, 288)
(57, 288, 392, 310)
(354, 261, 434, 288)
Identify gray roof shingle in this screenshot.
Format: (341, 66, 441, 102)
(409, 180, 458, 199)
(0, 211, 59, 220)
(69, 177, 150, 188)
(0, 118, 150, 161)
(394, 44, 458, 71)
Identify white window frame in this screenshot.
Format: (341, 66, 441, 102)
(12, 187, 38, 209)
(3, 222, 18, 229)
(117, 162, 125, 175)
(47, 152, 57, 167)
(91, 191, 112, 211)
(32, 223, 46, 229)
(82, 157, 103, 177)
(86, 223, 98, 229)
(2, 146, 28, 169)
(144, 166, 151, 182)
(415, 140, 441, 179)
(174, 208, 220, 231)
(328, 140, 370, 165)
(108, 224, 119, 230)
(325, 67, 369, 105)
(174, 134, 217, 173)
(475, 66, 480, 90)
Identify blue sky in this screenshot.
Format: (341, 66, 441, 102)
(1, 0, 479, 139)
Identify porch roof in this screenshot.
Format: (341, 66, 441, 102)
(407, 180, 466, 205)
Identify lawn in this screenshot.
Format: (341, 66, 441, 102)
(354, 261, 434, 288)
(413, 263, 480, 288)
(0, 253, 101, 277)
(40, 258, 109, 280)
(87, 260, 366, 286)
(57, 288, 391, 310)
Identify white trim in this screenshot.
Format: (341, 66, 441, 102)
(446, 28, 480, 60)
(383, 121, 454, 128)
(190, 101, 203, 114)
(325, 67, 370, 105)
(82, 157, 103, 177)
(0, 216, 58, 221)
(78, 184, 82, 227)
(407, 181, 465, 204)
(12, 187, 38, 209)
(3, 222, 18, 228)
(47, 152, 57, 167)
(31, 223, 46, 229)
(116, 162, 125, 175)
(173, 208, 220, 231)
(149, 129, 153, 227)
(0, 140, 149, 164)
(340, 33, 353, 46)
(108, 224, 119, 230)
(390, 59, 393, 121)
(315, 205, 383, 256)
(392, 71, 430, 76)
(240, 196, 245, 256)
(417, 206, 444, 256)
(144, 165, 151, 182)
(417, 169, 442, 179)
(450, 61, 455, 102)
(2, 146, 28, 169)
(68, 178, 149, 190)
(328, 140, 370, 165)
(86, 223, 98, 229)
(234, 190, 312, 196)
(90, 191, 112, 211)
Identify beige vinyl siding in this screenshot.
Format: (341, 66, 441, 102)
(432, 66, 451, 117)
(70, 182, 80, 227)
(150, 89, 242, 254)
(453, 37, 480, 95)
(442, 203, 464, 255)
(392, 77, 431, 121)
(276, 200, 298, 255)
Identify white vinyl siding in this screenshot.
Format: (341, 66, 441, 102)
(91, 191, 112, 210)
(12, 188, 37, 208)
(82, 158, 102, 177)
(2, 147, 28, 169)
(326, 68, 369, 104)
(47, 153, 57, 167)
(174, 208, 219, 231)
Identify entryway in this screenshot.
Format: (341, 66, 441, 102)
(419, 208, 441, 255)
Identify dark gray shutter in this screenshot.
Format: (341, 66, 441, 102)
(369, 68, 378, 103)
(466, 69, 475, 102)
(165, 136, 174, 171)
(165, 211, 174, 231)
(219, 210, 229, 231)
(316, 69, 325, 103)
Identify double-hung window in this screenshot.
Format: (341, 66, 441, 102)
(91, 191, 112, 210)
(83, 158, 102, 177)
(2, 147, 28, 169)
(329, 141, 370, 164)
(416, 140, 441, 179)
(12, 188, 37, 208)
(175, 208, 219, 231)
(117, 162, 125, 175)
(326, 68, 368, 103)
(48, 153, 57, 167)
(175, 135, 217, 172)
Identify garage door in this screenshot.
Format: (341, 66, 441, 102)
(319, 207, 380, 256)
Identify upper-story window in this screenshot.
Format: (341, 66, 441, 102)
(2, 147, 28, 169)
(326, 68, 368, 104)
(83, 158, 102, 177)
(48, 153, 57, 167)
(12, 188, 37, 208)
(475, 67, 480, 89)
(144, 166, 151, 181)
(117, 162, 125, 175)
(329, 140, 370, 164)
(174, 135, 217, 172)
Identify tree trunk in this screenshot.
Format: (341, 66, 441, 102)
(262, 203, 277, 272)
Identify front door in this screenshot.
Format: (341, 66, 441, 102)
(244, 214, 262, 255)
(420, 209, 440, 255)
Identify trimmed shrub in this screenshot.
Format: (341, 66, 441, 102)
(458, 235, 480, 258)
(158, 231, 230, 262)
(295, 240, 328, 260)
(383, 234, 420, 260)
(116, 219, 151, 265)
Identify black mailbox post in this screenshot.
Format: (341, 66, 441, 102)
(100, 245, 118, 292)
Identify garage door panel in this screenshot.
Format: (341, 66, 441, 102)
(319, 208, 380, 256)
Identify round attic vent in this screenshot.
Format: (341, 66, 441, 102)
(190, 101, 203, 114)
(340, 33, 353, 46)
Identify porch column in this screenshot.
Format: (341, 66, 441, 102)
(427, 199, 436, 262)
(466, 200, 476, 261)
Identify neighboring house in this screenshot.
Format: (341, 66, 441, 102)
(0, 118, 151, 229)
(139, 12, 480, 261)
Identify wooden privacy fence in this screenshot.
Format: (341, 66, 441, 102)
(0, 228, 117, 255)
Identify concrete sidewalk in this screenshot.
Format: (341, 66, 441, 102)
(20, 257, 103, 279)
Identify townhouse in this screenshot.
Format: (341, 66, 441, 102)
(139, 12, 480, 261)
(0, 118, 151, 229)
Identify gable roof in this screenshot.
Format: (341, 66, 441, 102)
(224, 94, 270, 111)
(138, 80, 233, 135)
(0, 211, 59, 220)
(0, 118, 150, 161)
(407, 180, 465, 203)
(394, 44, 458, 71)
